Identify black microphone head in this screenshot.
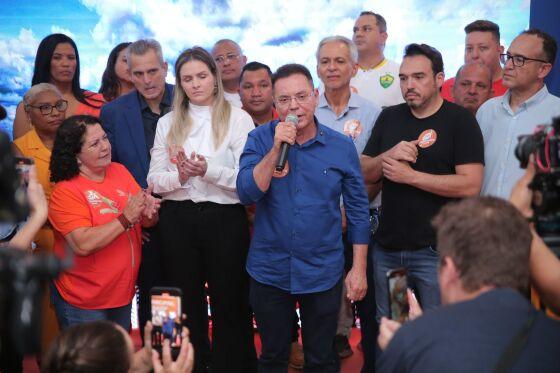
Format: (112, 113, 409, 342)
(286, 113, 298, 125)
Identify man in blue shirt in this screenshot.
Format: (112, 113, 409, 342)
(477, 29, 560, 199)
(315, 35, 381, 367)
(237, 64, 370, 372)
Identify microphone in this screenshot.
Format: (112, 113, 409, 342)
(276, 114, 298, 172)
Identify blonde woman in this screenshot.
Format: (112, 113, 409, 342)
(147, 47, 256, 373)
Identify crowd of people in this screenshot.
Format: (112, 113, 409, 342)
(1, 9, 560, 373)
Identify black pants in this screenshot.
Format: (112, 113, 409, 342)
(159, 200, 257, 373)
(250, 277, 342, 373)
(138, 224, 165, 339)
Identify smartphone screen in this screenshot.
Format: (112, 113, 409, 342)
(14, 157, 34, 187)
(150, 287, 183, 357)
(387, 268, 409, 323)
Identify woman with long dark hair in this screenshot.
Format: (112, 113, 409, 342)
(12, 34, 105, 139)
(99, 42, 134, 102)
(147, 47, 256, 373)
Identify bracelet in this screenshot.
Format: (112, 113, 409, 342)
(117, 214, 133, 230)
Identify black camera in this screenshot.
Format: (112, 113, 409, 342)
(0, 130, 69, 357)
(515, 116, 560, 253)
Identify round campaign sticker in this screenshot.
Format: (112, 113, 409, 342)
(273, 161, 290, 178)
(343, 119, 363, 140)
(417, 129, 437, 148)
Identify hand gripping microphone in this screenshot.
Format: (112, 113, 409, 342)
(275, 113, 299, 172)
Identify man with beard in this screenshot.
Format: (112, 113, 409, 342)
(360, 43, 484, 322)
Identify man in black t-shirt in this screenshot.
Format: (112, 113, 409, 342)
(360, 44, 484, 320)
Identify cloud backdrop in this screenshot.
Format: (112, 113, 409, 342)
(0, 0, 529, 136)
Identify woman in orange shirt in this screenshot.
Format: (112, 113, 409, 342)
(12, 34, 104, 139)
(48, 115, 159, 330)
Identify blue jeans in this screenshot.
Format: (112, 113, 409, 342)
(50, 282, 132, 331)
(372, 242, 440, 321)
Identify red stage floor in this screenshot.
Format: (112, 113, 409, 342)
(24, 327, 365, 372)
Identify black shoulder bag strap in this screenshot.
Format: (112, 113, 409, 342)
(492, 310, 538, 373)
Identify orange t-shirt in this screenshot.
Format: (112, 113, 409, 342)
(49, 162, 141, 309)
(441, 77, 508, 102)
(77, 91, 105, 118)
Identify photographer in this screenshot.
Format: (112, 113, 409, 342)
(1, 166, 48, 250)
(377, 197, 560, 373)
(510, 159, 560, 314)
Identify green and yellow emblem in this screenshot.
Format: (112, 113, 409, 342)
(380, 73, 394, 89)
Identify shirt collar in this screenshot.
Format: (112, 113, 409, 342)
(138, 85, 171, 112)
(501, 85, 549, 113)
(318, 92, 359, 111)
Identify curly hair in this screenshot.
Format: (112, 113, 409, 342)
(99, 42, 132, 102)
(41, 321, 130, 373)
(50, 115, 101, 182)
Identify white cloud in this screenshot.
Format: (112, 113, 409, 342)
(51, 25, 76, 39)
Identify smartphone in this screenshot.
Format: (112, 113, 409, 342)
(150, 287, 183, 359)
(387, 268, 409, 323)
(14, 157, 34, 187)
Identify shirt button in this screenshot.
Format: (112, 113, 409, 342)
(296, 188, 301, 193)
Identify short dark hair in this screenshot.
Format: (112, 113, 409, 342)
(50, 115, 101, 183)
(403, 43, 444, 75)
(359, 11, 387, 33)
(42, 321, 130, 373)
(432, 197, 531, 294)
(464, 20, 501, 42)
(521, 28, 558, 65)
(240, 61, 273, 83)
(272, 63, 314, 88)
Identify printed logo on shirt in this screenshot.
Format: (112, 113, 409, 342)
(343, 119, 362, 140)
(84, 190, 120, 214)
(380, 73, 395, 89)
(273, 161, 289, 178)
(417, 129, 437, 149)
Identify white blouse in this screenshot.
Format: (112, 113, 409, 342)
(147, 103, 254, 204)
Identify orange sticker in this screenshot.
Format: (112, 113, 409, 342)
(343, 119, 363, 140)
(273, 161, 289, 178)
(417, 129, 437, 149)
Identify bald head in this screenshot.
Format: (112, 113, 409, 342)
(211, 39, 247, 92)
(452, 62, 493, 114)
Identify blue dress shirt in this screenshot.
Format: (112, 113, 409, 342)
(477, 85, 560, 199)
(315, 92, 380, 155)
(237, 119, 371, 294)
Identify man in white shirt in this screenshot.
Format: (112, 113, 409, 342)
(351, 11, 404, 109)
(212, 39, 247, 108)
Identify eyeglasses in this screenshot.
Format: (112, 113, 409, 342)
(500, 53, 550, 67)
(28, 100, 68, 115)
(275, 92, 314, 107)
(214, 53, 240, 64)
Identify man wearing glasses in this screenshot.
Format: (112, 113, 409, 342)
(237, 64, 370, 372)
(212, 39, 247, 108)
(441, 20, 507, 102)
(477, 29, 560, 199)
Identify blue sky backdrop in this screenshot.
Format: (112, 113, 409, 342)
(0, 0, 530, 136)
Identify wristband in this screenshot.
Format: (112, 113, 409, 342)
(117, 214, 133, 230)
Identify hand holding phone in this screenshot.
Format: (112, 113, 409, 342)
(387, 268, 409, 324)
(150, 287, 184, 359)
